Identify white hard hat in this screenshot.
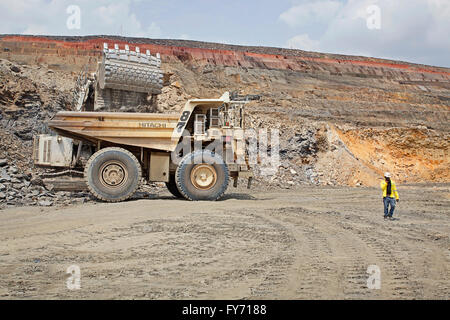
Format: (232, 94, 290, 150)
(384, 172, 391, 178)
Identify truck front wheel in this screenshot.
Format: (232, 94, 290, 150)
(175, 150, 229, 201)
(85, 147, 142, 202)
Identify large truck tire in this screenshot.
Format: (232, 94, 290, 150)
(84, 147, 141, 202)
(175, 150, 229, 201)
(165, 175, 183, 198)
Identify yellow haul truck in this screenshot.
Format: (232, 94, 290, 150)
(33, 92, 253, 202)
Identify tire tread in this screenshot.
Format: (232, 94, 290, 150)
(175, 150, 229, 201)
(84, 147, 142, 202)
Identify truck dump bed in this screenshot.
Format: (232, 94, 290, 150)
(48, 111, 180, 151)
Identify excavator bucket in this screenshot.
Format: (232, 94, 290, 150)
(97, 43, 163, 95)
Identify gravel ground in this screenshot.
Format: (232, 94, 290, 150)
(0, 184, 448, 299)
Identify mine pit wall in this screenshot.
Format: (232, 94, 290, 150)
(1, 35, 449, 80)
(1, 35, 449, 186)
(0, 36, 101, 72)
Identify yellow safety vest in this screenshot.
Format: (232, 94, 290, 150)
(380, 180, 399, 200)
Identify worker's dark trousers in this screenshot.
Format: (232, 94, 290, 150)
(383, 197, 396, 217)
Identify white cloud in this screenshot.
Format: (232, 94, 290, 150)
(22, 24, 51, 35)
(280, 0, 450, 67)
(0, 0, 161, 38)
(179, 34, 191, 40)
(280, 1, 343, 27)
(286, 34, 320, 51)
(146, 22, 162, 38)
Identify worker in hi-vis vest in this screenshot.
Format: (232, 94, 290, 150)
(380, 172, 399, 220)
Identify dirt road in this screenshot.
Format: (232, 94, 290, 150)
(0, 185, 449, 299)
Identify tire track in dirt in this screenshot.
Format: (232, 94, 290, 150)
(247, 207, 381, 299)
(363, 225, 446, 298)
(287, 209, 380, 299)
(334, 211, 448, 299)
(294, 187, 449, 299)
(0, 186, 448, 299)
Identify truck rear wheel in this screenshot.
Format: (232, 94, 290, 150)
(175, 150, 229, 201)
(84, 147, 141, 202)
(165, 175, 183, 198)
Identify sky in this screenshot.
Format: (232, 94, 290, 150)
(0, 0, 449, 68)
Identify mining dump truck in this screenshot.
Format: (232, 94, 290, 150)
(33, 43, 252, 201)
(33, 91, 253, 202)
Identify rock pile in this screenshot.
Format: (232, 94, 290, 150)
(0, 159, 91, 208)
(0, 58, 86, 209)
